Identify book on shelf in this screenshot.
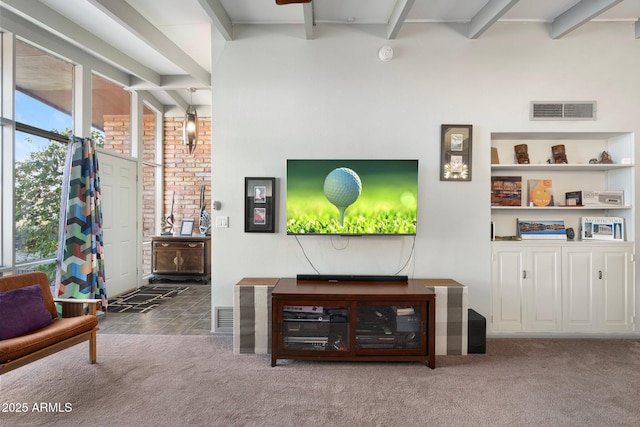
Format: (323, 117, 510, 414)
(528, 179, 554, 207)
(491, 176, 522, 206)
(579, 217, 624, 241)
(517, 218, 566, 240)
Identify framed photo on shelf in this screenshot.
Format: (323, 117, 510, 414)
(440, 124, 472, 181)
(180, 219, 195, 236)
(245, 177, 276, 232)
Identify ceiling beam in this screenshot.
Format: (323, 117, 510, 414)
(467, 0, 520, 39)
(89, 0, 211, 86)
(197, 0, 233, 41)
(127, 75, 210, 91)
(164, 90, 189, 111)
(0, 0, 161, 86)
(387, 0, 415, 40)
(303, 2, 314, 40)
(550, 0, 624, 39)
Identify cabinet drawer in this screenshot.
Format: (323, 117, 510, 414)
(153, 241, 204, 250)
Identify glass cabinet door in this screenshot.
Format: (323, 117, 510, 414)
(355, 304, 422, 350)
(282, 304, 349, 352)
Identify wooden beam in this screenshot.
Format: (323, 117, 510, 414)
(163, 90, 189, 112)
(303, 2, 314, 40)
(90, 0, 211, 86)
(468, 0, 520, 39)
(197, 0, 233, 41)
(550, 0, 624, 39)
(387, 0, 416, 40)
(0, 0, 160, 86)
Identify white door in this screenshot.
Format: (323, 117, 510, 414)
(99, 152, 138, 297)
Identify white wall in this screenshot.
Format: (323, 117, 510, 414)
(210, 22, 640, 332)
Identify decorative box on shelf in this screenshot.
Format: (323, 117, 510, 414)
(565, 190, 624, 207)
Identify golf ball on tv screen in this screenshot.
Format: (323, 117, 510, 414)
(323, 167, 362, 208)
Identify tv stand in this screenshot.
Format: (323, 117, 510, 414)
(296, 274, 408, 282)
(271, 278, 436, 368)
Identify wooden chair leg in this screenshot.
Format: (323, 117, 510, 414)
(89, 330, 97, 364)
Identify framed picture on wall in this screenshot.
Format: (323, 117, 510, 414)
(245, 177, 276, 232)
(440, 124, 472, 181)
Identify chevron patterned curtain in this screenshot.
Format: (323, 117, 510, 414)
(55, 136, 107, 311)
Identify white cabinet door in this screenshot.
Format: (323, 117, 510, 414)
(524, 246, 562, 331)
(598, 245, 634, 331)
(492, 244, 561, 332)
(563, 245, 634, 332)
(562, 246, 596, 331)
(491, 246, 524, 331)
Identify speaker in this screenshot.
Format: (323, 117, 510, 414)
(468, 309, 486, 354)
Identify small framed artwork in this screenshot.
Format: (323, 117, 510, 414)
(440, 124, 472, 181)
(180, 219, 195, 236)
(245, 177, 276, 232)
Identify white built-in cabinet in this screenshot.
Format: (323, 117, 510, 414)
(562, 244, 634, 332)
(490, 132, 635, 335)
(492, 242, 634, 333)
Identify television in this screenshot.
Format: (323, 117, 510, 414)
(286, 159, 418, 235)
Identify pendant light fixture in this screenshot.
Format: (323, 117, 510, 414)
(183, 88, 198, 154)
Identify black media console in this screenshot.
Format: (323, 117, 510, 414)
(296, 274, 408, 282)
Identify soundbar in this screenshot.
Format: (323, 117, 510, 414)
(297, 274, 408, 282)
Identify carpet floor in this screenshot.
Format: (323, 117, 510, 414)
(1, 335, 640, 426)
(107, 285, 189, 313)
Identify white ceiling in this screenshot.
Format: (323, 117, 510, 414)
(2, 0, 639, 109)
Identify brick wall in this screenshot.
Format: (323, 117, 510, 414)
(163, 116, 212, 233)
(103, 114, 131, 155)
(101, 114, 211, 275)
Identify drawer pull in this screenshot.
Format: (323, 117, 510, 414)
(161, 243, 170, 247)
(188, 243, 198, 248)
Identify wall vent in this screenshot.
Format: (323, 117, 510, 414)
(530, 101, 596, 121)
(214, 306, 233, 333)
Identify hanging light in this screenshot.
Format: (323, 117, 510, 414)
(183, 88, 198, 154)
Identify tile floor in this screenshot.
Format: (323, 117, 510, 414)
(97, 282, 211, 335)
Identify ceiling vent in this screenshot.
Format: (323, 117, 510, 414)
(530, 101, 596, 121)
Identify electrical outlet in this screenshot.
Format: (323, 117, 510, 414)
(215, 216, 229, 228)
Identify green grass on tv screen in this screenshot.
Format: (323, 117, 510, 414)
(286, 160, 418, 235)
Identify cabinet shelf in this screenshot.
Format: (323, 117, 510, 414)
(491, 205, 631, 210)
(490, 131, 635, 336)
(492, 164, 633, 172)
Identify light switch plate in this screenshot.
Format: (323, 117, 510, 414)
(215, 216, 228, 228)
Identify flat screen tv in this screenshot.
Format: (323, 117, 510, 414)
(286, 159, 418, 235)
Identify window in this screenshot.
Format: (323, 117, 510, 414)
(92, 74, 131, 155)
(15, 41, 73, 132)
(141, 104, 160, 276)
(13, 40, 73, 279)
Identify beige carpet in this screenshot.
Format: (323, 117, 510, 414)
(1, 335, 639, 426)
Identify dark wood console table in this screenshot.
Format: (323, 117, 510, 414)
(150, 235, 211, 284)
(271, 278, 436, 368)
